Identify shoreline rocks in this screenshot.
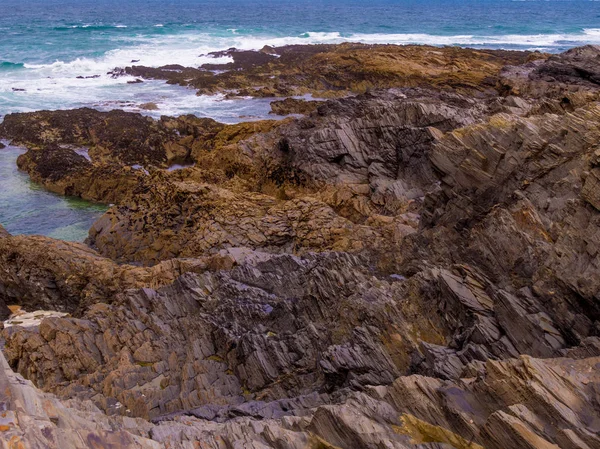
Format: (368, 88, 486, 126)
(113, 43, 543, 98)
(2, 43, 600, 448)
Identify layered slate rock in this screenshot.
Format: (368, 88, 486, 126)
(4, 338, 598, 449)
(0, 225, 235, 315)
(2, 44, 600, 449)
(87, 88, 493, 263)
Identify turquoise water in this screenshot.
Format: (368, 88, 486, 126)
(1, 0, 600, 240)
(0, 145, 107, 241)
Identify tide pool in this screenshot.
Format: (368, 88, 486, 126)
(0, 144, 107, 241)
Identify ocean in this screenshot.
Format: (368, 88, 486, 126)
(1, 0, 600, 240)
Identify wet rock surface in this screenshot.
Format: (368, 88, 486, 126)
(1, 44, 600, 448)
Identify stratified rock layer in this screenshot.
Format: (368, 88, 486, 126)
(2, 45, 600, 449)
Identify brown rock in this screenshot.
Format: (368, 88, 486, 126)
(139, 102, 158, 110)
(270, 98, 325, 116)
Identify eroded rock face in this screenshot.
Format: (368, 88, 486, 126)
(0, 226, 235, 315)
(87, 176, 386, 264)
(5, 340, 598, 449)
(86, 89, 493, 263)
(3, 44, 600, 449)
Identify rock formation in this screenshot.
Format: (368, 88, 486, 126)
(269, 98, 325, 116)
(114, 43, 542, 98)
(1, 44, 600, 448)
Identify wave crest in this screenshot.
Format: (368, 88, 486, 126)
(0, 61, 25, 71)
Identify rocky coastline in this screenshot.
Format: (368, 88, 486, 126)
(1, 43, 600, 448)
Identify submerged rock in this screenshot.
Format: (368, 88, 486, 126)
(139, 102, 159, 110)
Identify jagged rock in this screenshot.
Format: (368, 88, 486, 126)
(3, 334, 600, 449)
(82, 88, 492, 265)
(534, 45, 600, 86)
(499, 46, 600, 107)
(3, 251, 431, 418)
(4, 44, 600, 449)
(0, 226, 235, 314)
(582, 168, 600, 210)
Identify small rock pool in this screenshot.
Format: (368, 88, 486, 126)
(0, 144, 107, 241)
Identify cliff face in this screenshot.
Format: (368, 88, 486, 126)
(1, 45, 600, 449)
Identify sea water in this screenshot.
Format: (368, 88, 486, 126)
(1, 0, 600, 240)
(0, 145, 107, 240)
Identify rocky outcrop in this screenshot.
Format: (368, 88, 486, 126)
(0, 108, 214, 167)
(393, 101, 600, 348)
(117, 43, 542, 98)
(85, 88, 493, 263)
(278, 88, 490, 201)
(88, 178, 381, 264)
(3, 262, 600, 448)
(2, 110, 290, 204)
(16, 145, 143, 202)
(5, 337, 599, 449)
(499, 45, 600, 109)
(0, 226, 234, 315)
(3, 44, 600, 449)
(4, 246, 598, 425)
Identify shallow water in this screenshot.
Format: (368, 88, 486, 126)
(0, 145, 107, 241)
